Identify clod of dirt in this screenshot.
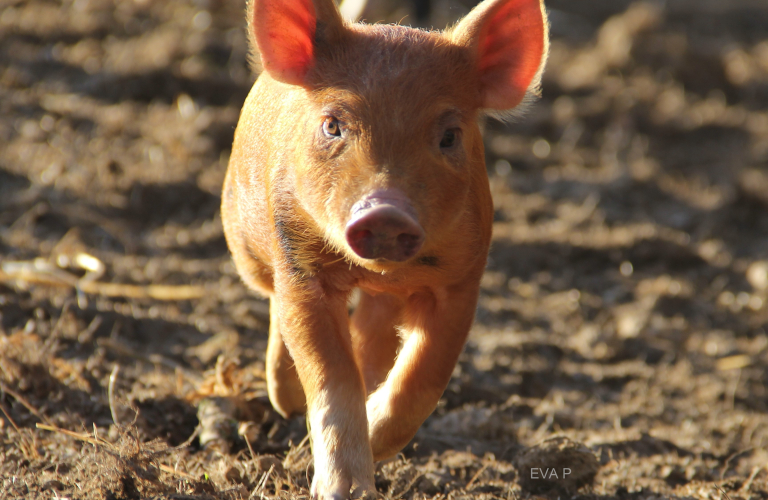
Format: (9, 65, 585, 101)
(514, 436, 599, 494)
(254, 455, 286, 479)
(197, 396, 238, 453)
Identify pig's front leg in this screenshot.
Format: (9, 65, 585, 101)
(365, 278, 481, 460)
(273, 271, 375, 499)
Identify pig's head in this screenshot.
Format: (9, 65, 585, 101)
(250, 0, 548, 268)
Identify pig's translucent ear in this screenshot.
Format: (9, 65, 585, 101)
(250, 0, 346, 86)
(451, 0, 548, 111)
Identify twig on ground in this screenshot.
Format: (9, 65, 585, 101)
(36, 423, 110, 449)
(1, 400, 41, 460)
(156, 463, 199, 482)
(466, 462, 490, 490)
(716, 355, 752, 371)
(741, 465, 765, 495)
(77, 315, 103, 344)
(0, 259, 207, 301)
(48, 300, 73, 339)
(108, 364, 121, 425)
(0, 399, 21, 433)
(720, 448, 753, 480)
(714, 483, 734, 500)
(254, 463, 275, 497)
(0, 380, 52, 425)
(80, 281, 208, 300)
(169, 423, 202, 452)
(283, 432, 311, 468)
(239, 422, 258, 461)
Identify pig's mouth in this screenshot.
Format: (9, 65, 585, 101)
(344, 191, 425, 262)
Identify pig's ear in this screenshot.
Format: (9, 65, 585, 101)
(249, 0, 346, 86)
(451, 0, 548, 111)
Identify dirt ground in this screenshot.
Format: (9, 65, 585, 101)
(1, 0, 768, 498)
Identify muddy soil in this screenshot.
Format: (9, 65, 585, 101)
(1, 0, 768, 498)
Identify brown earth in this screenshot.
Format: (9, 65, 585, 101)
(1, 0, 768, 498)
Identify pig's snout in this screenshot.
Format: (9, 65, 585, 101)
(345, 195, 424, 262)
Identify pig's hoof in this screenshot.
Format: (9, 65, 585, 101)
(310, 475, 349, 500)
(310, 484, 345, 499)
(311, 475, 375, 500)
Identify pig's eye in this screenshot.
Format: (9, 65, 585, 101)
(440, 128, 459, 149)
(323, 117, 342, 138)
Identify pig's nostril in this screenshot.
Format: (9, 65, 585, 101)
(350, 229, 373, 241)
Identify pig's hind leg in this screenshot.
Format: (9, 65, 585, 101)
(221, 221, 307, 417)
(349, 291, 404, 395)
(365, 279, 481, 460)
(266, 303, 307, 417)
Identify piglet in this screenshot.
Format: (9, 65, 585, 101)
(221, 0, 548, 497)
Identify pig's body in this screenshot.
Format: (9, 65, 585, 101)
(222, 1, 547, 498)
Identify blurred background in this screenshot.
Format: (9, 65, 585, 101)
(1, 0, 767, 498)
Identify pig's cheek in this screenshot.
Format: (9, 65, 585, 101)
(301, 183, 354, 258)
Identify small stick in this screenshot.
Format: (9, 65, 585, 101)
(726, 369, 742, 411)
(239, 422, 258, 461)
(741, 465, 763, 494)
(36, 423, 110, 449)
(1, 400, 40, 459)
(168, 424, 201, 452)
(156, 463, 198, 482)
(0, 261, 207, 301)
(714, 483, 734, 500)
(254, 463, 275, 495)
(77, 315, 103, 344)
(48, 300, 73, 340)
(78, 281, 207, 301)
(0, 381, 51, 425)
(720, 448, 753, 480)
(466, 462, 490, 490)
(0, 400, 20, 433)
(284, 431, 311, 466)
(109, 364, 121, 425)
